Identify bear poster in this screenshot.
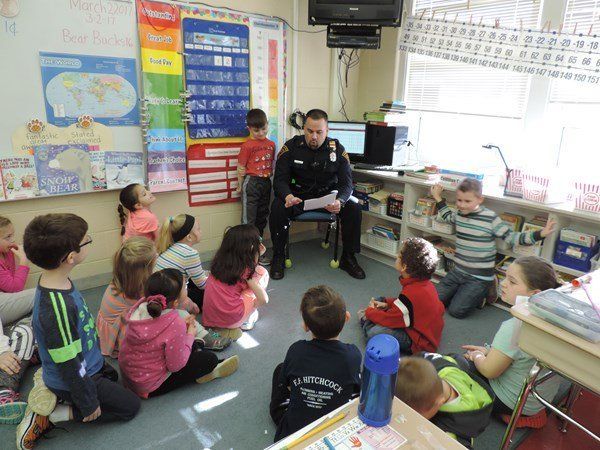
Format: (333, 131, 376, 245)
(34, 144, 92, 195)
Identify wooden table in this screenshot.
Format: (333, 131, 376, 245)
(268, 397, 466, 450)
(500, 302, 600, 449)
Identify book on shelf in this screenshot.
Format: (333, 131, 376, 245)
(500, 213, 525, 232)
(363, 111, 405, 122)
(372, 224, 400, 240)
(415, 197, 437, 216)
(405, 171, 440, 181)
(367, 120, 407, 127)
(354, 181, 383, 194)
(513, 220, 545, 256)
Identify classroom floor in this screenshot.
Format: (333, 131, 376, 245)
(3, 239, 534, 450)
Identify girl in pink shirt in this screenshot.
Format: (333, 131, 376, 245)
(0, 216, 35, 423)
(119, 269, 238, 398)
(202, 225, 269, 340)
(117, 184, 159, 242)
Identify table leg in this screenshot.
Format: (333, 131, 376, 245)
(500, 361, 541, 450)
(560, 385, 582, 433)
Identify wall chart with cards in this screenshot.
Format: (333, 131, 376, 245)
(137, 0, 286, 205)
(400, 15, 600, 85)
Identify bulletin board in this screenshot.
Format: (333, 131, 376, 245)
(0, 0, 145, 202)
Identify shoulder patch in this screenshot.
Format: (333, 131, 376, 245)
(277, 145, 289, 158)
(328, 140, 337, 151)
(342, 151, 350, 162)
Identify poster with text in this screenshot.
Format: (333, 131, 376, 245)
(39, 52, 140, 127)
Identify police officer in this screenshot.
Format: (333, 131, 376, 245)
(268, 109, 365, 280)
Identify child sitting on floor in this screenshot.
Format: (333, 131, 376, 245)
(117, 183, 159, 242)
(270, 285, 361, 441)
(358, 237, 445, 355)
(155, 213, 208, 311)
(0, 216, 36, 424)
(119, 269, 238, 398)
(395, 353, 494, 448)
(18, 213, 140, 450)
(98, 238, 229, 356)
(462, 256, 562, 429)
(431, 179, 555, 318)
(202, 224, 269, 340)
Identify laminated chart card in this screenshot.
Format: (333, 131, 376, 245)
(187, 142, 241, 206)
(305, 417, 407, 450)
(182, 18, 251, 139)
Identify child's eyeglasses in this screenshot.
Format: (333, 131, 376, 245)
(60, 236, 93, 262)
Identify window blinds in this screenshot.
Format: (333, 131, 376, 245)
(550, 0, 600, 104)
(405, 0, 543, 118)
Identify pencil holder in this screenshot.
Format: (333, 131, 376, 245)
(358, 334, 399, 427)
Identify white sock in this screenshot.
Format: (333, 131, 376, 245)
(49, 404, 71, 423)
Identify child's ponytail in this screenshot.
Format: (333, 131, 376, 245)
(146, 294, 167, 318)
(118, 184, 141, 236)
(156, 214, 191, 254)
(514, 256, 562, 291)
(144, 268, 184, 318)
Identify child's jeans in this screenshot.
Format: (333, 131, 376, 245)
(50, 363, 140, 422)
(360, 318, 413, 354)
(435, 269, 493, 319)
(0, 317, 34, 393)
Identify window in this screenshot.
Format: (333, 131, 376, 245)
(403, 0, 543, 171)
(401, 0, 600, 176)
(405, 0, 543, 118)
(547, 0, 600, 176)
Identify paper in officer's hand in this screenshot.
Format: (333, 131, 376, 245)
(303, 192, 337, 211)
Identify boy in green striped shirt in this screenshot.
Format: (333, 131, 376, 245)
(431, 179, 555, 318)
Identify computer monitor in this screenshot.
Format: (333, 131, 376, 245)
(327, 121, 366, 163)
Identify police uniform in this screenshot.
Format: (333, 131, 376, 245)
(268, 135, 363, 276)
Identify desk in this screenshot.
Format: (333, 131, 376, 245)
(268, 398, 466, 450)
(500, 302, 600, 449)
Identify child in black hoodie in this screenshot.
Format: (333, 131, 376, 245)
(395, 353, 495, 449)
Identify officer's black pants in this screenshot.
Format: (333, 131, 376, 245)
(268, 196, 362, 256)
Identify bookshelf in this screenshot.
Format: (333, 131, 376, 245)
(354, 168, 600, 283)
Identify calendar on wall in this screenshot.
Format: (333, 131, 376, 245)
(400, 16, 600, 85)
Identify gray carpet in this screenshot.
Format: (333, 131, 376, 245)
(2, 239, 527, 449)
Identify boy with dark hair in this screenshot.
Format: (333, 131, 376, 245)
(358, 237, 445, 355)
(431, 178, 555, 318)
(395, 353, 495, 449)
(237, 108, 276, 265)
(16, 214, 140, 449)
(269, 285, 361, 441)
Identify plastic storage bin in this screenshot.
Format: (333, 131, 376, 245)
(432, 220, 455, 235)
(409, 212, 432, 228)
(529, 290, 600, 343)
(362, 230, 400, 255)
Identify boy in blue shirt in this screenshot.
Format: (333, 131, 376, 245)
(16, 214, 140, 449)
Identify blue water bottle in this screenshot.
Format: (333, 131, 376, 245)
(358, 334, 400, 427)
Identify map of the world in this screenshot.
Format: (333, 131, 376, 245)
(45, 72, 137, 121)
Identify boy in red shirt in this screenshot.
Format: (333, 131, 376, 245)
(236, 109, 276, 256)
(358, 237, 445, 355)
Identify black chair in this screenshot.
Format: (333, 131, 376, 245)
(284, 211, 341, 269)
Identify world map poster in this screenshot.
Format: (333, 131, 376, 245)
(39, 52, 140, 127)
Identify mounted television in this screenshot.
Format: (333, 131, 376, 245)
(308, 0, 403, 26)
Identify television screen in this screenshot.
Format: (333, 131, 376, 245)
(309, 0, 402, 26)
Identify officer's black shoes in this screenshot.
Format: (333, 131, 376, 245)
(339, 253, 366, 279)
(270, 254, 285, 280)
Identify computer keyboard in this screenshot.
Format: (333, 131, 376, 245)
(354, 163, 415, 172)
